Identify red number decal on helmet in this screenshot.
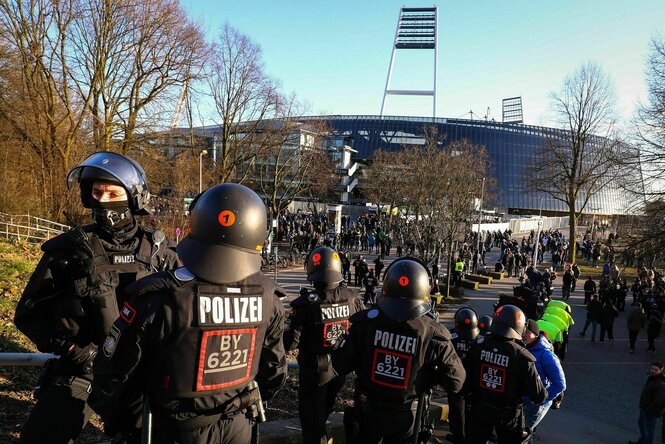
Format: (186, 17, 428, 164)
(218, 210, 236, 227)
(312, 253, 322, 266)
(399, 276, 409, 286)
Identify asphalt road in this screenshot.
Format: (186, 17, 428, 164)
(271, 246, 659, 444)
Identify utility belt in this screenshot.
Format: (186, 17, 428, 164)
(154, 381, 266, 431)
(35, 358, 93, 399)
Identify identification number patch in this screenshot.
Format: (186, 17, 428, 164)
(480, 364, 506, 393)
(196, 328, 257, 391)
(370, 348, 412, 389)
(322, 320, 349, 347)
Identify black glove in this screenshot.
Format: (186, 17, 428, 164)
(66, 343, 98, 375)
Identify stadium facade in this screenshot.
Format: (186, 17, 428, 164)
(302, 115, 632, 216)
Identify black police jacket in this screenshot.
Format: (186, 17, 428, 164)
(332, 309, 466, 405)
(450, 330, 474, 361)
(89, 268, 287, 425)
(464, 334, 547, 408)
(284, 286, 364, 384)
(14, 223, 177, 368)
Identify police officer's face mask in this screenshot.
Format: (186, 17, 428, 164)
(91, 200, 133, 228)
(89, 181, 133, 228)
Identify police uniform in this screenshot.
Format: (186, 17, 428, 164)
(14, 152, 178, 444)
(285, 287, 364, 443)
(90, 268, 286, 443)
(464, 305, 548, 444)
(333, 258, 466, 444)
(90, 183, 288, 444)
(447, 308, 480, 444)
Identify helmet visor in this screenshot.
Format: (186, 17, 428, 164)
(67, 152, 146, 197)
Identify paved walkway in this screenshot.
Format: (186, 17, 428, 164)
(273, 247, 657, 443)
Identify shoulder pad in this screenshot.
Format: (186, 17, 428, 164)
(173, 267, 196, 283)
(290, 294, 315, 308)
(42, 225, 97, 253)
(338, 287, 359, 299)
(509, 341, 536, 362)
(125, 271, 173, 299)
(41, 233, 71, 253)
(274, 286, 288, 300)
(350, 308, 380, 323)
(431, 321, 451, 341)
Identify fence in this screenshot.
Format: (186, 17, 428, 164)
(0, 213, 68, 243)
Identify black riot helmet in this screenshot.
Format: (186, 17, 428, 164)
(454, 307, 480, 341)
(67, 151, 150, 215)
(490, 304, 526, 340)
(478, 315, 493, 335)
(306, 246, 343, 283)
(177, 183, 267, 284)
(379, 257, 431, 322)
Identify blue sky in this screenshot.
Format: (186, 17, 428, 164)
(181, 0, 664, 128)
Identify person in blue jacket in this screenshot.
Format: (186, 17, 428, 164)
(521, 319, 567, 443)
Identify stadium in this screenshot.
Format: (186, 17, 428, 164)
(302, 114, 632, 216)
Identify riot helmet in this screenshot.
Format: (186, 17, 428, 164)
(177, 183, 267, 284)
(67, 151, 150, 215)
(306, 246, 343, 283)
(478, 315, 493, 335)
(490, 304, 526, 340)
(454, 307, 480, 341)
(379, 257, 431, 322)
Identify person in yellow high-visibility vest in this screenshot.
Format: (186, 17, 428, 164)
(545, 301, 575, 360)
(453, 257, 465, 288)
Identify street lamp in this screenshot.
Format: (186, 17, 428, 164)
(199, 150, 208, 193)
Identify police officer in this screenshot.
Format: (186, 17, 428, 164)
(363, 269, 379, 306)
(454, 257, 465, 288)
(478, 315, 493, 336)
(89, 183, 288, 443)
(333, 258, 466, 443)
(284, 246, 365, 444)
(464, 304, 548, 444)
(447, 307, 480, 444)
(14, 151, 178, 444)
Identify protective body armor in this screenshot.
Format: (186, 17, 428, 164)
(350, 309, 441, 404)
(450, 333, 473, 361)
(292, 292, 352, 355)
(15, 224, 176, 351)
(150, 271, 274, 400)
(467, 334, 536, 406)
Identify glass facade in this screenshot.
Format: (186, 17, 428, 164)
(304, 115, 633, 215)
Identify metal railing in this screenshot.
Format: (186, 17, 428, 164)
(0, 213, 68, 243)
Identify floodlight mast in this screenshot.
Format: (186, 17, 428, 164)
(380, 6, 438, 119)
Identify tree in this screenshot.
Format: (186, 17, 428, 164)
(614, 37, 665, 259)
(364, 127, 491, 298)
(364, 149, 408, 222)
(0, 0, 92, 218)
(527, 62, 621, 262)
(72, 0, 207, 153)
(206, 24, 286, 183)
(624, 37, 665, 202)
(252, 120, 334, 218)
(0, 0, 207, 219)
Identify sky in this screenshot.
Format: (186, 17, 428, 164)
(180, 0, 665, 128)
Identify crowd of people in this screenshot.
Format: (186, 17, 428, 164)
(11, 149, 665, 444)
